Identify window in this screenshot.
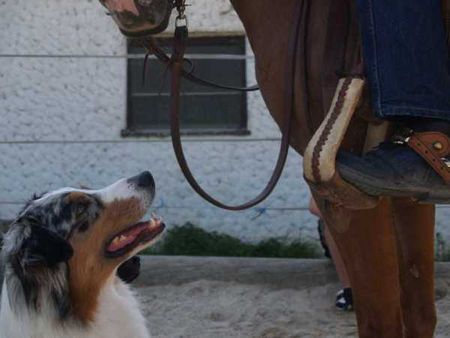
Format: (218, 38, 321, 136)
(123, 35, 249, 136)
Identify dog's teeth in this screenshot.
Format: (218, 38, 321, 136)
(119, 235, 127, 241)
(151, 213, 162, 222)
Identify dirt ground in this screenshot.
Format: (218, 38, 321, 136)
(138, 279, 450, 338)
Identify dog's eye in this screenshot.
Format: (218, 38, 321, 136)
(77, 222, 89, 233)
(75, 204, 88, 217)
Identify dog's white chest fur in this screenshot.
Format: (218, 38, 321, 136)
(0, 278, 151, 338)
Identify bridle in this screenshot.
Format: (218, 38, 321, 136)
(105, 0, 304, 210)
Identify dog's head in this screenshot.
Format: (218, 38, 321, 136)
(2, 171, 164, 323)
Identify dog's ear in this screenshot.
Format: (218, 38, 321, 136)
(21, 226, 73, 269)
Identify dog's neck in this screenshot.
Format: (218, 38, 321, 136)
(0, 275, 151, 338)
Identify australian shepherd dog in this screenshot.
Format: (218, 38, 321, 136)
(0, 171, 165, 338)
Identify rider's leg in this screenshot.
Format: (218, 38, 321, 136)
(358, 0, 449, 123)
(323, 226, 354, 311)
(338, 0, 450, 202)
(391, 198, 436, 338)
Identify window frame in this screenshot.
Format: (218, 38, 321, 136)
(122, 35, 250, 137)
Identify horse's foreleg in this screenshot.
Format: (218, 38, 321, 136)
(391, 198, 436, 338)
(325, 198, 404, 338)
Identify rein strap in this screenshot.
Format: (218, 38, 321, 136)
(143, 37, 259, 92)
(163, 0, 304, 211)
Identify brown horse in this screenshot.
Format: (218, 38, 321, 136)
(232, 1, 438, 337)
(102, 0, 447, 336)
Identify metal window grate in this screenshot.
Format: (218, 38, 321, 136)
(123, 35, 249, 137)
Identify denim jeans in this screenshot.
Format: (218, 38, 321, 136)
(356, 0, 450, 121)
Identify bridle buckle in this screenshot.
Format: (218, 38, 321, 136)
(175, 15, 188, 28)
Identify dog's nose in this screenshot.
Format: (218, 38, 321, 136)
(128, 171, 155, 189)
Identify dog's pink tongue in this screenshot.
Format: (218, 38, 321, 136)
(107, 222, 150, 252)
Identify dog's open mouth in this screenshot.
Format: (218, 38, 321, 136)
(105, 215, 165, 258)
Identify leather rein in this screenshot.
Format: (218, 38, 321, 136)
(142, 1, 304, 211)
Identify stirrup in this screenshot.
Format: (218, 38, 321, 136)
(303, 77, 380, 232)
(304, 76, 379, 211)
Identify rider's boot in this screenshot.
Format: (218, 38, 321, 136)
(337, 118, 450, 203)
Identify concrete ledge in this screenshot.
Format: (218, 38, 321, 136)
(1, 256, 449, 292)
(136, 256, 450, 289)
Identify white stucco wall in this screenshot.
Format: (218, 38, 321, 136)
(1, 0, 449, 244)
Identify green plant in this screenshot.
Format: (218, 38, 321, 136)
(144, 223, 321, 258)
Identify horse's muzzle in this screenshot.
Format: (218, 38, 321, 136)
(100, 0, 173, 37)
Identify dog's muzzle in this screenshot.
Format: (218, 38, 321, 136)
(100, 0, 173, 37)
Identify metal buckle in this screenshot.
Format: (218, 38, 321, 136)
(176, 15, 188, 28)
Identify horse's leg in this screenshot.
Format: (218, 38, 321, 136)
(326, 198, 404, 338)
(391, 198, 436, 338)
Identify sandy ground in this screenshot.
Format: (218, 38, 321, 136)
(138, 279, 450, 338)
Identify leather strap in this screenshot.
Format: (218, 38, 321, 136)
(407, 131, 450, 184)
(165, 0, 304, 210)
(143, 36, 259, 92)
